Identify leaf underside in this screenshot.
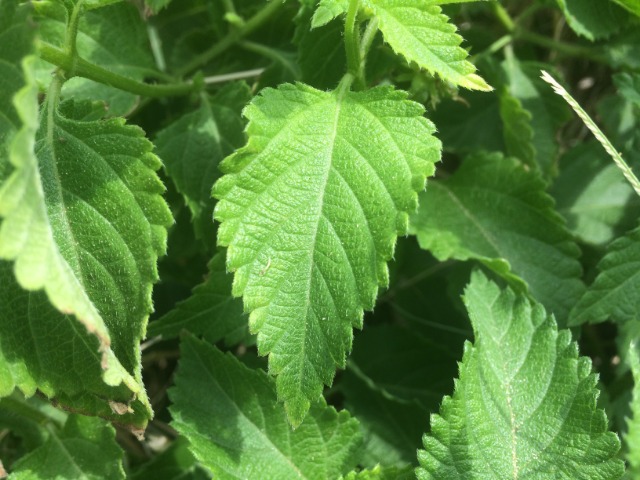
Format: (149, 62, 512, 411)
(213, 82, 440, 425)
(416, 271, 624, 479)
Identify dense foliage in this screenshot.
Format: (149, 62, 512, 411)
(1, 0, 639, 478)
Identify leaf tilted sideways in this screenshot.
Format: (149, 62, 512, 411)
(409, 153, 585, 325)
(170, 335, 362, 480)
(213, 82, 441, 425)
(0, 91, 172, 423)
(416, 271, 624, 479)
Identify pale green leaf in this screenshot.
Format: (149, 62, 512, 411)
(169, 335, 362, 480)
(555, 0, 630, 40)
(10, 415, 125, 480)
(416, 271, 624, 479)
(570, 225, 640, 325)
(551, 142, 640, 246)
(155, 83, 250, 241)
(145, 0, 173, 14)
(147, 252, 250, 346)
(213, 82, 440, 425)
(409, 152, 585, 325)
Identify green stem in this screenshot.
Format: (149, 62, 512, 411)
(491, 2, 515, 33)
(175, 0, 287, 77)
(515, 30, 607, 63)
(39, 42, 197, 97)
(62, 0, 85, 78)
(344, 0, 364, 89)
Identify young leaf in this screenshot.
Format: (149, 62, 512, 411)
(409, 152, 585, 325)
(147, 252, 250, 346)
(9, 415, 125, 479)
(570, 225, 640, 325)
(169, 335, 363, 480)
(416, 271, 624, 479)
(213, 82, 440, 425)
(155, 83, 250, 242)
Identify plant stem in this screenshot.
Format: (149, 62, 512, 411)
(39, 42, 197, 97)
(175, 0, 287, 77)
(516, 30, 607, 63)
(491, 2, 515, 33)
(344, 0, 364, 89)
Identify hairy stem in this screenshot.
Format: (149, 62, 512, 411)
(344, 0, 364, 89)
(39, 42, 198, 97)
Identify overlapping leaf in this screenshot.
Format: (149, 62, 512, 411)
(148, 252, 250, 346)
(409, 152, 585, 325)
(10, 414, 125, 479)
(155, 83, 250, 242)
(313, 0, 491, 91)
(0, 15, 172, 424)
(213, 82, 440, 425)
(416, 271, 624, 479)
(570, 225, 640, 325)
(170, 335, 362, 480)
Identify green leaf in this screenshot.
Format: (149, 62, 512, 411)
(147, 252, 250, 346)
(409, 152, 585, 325)
(555, 0, 630, 41)
(213, 81, 440, 425)
(611, 0, 640, 16)
(416, 271, 624, 479)
(0, 70, 171, 425)
(498, 90, 535, 168)
(35, 2, 157, 116)
(155, 83, 250, 242)
(501, 58, 571, 177)
(339, 324, 458, 467)
(145, 0, 173, 14)
(614, 72, 640, 106)
(626, 341, 640, 476)
(10, 414, 125, 480)
(130, 437, 210, 480)
(551, 142, 640, 246)
(169, 335, 363, 480)
(313, 0, 490, 90)
(0, 0, 35, 183)
(570, 225, 640, 325)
